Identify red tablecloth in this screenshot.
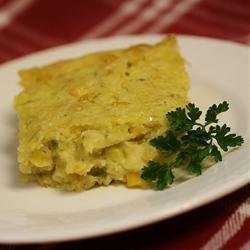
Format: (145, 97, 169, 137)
(0, 0, 249, 249)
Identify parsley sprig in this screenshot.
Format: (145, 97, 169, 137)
(141, 101, 244, 190)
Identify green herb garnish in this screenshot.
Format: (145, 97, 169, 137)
(141, 101, 244, 190)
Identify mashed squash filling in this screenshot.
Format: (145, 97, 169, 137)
(14, 36, 189, 191)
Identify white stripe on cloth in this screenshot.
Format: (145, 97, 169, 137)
(200, 197, 250, 250)
(0, 0, 35, 29)
(80, 0, 149, 39)
(145, 0, 203, 32)
(113, 0, 174, 35)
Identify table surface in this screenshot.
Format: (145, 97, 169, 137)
(0, 0, 249, 249)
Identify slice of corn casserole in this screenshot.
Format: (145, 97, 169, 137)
(14, 36, 189, 191)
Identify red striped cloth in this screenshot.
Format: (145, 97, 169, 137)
(0, 0, 249, 249)
(0, 0, 249, 63)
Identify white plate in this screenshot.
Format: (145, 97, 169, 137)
(0, 35, 249, 244)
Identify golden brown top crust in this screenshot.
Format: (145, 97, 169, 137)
(15, 36, 189, 175)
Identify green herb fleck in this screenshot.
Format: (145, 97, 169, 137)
(48, 139, 58, 150)
(89, 167, 107, 177)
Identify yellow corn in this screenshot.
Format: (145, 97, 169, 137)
(126, 172, 150, 188)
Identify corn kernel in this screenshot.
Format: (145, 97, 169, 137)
(126, 172, 149, 188)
